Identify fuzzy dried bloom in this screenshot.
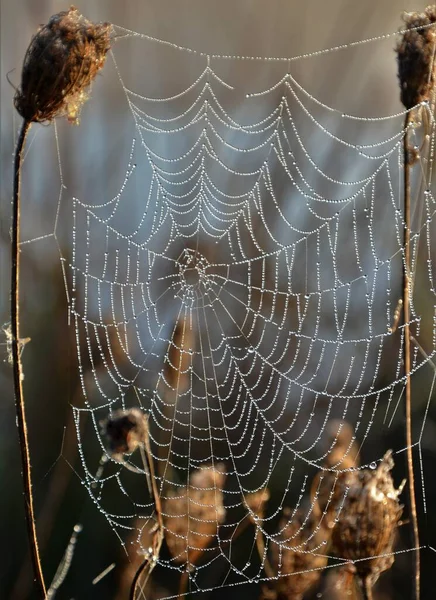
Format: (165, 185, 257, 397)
(14, 6, 111, 124)
(396, 6, 436, 109)
(163, 464, 226, 565)
(101, 408, 148, 459)
(264, 508, 329, 600)
(331, 451, 404, 592)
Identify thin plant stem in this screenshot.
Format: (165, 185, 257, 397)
(11, 119, 47, 598)
(403, 110, 420, 600)
(359, 576, 373, 600)
(130, 436, 164, 600)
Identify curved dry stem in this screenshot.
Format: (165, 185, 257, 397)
(130, 440, 164, 600)
(12, 119, 47, 597)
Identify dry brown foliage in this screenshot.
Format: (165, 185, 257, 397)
(163, 463, 226, 566)
(263, 508, 329, 600)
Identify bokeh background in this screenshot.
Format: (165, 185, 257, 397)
(1, 1, 436, 599)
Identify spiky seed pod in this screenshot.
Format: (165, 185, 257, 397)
(101, 408, 148, 459)
(14, 6, 111, 124)
(331, 451, 404, 594)
(265, 508, 329, 600)
(396, 6, 436, 109)
(163, 464, 226, 565)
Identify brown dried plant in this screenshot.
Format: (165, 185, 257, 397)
(101, 408, 164, 599)
(163, 463, 226, 567)
(102, 408, 149, 459)
(315, 420, 360, 531)
(262, 508, 330, 600)
(331, 451, 404, 600)
(262, 421, 359, 600)
(14, 6, 112, 124)
(396, 6, 436, 110)
(395, 8, 436, 599)
(11, 8, 111, 596)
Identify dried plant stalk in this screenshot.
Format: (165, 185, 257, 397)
(331, 451, 404, 599)
(12, 8, 111, 596)
(402, 108, 420, 600)
(102, 408, 164, 599)
(11, 121, 46, 597)
(395, 9, 436, 597)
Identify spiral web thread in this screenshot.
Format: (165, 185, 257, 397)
(24, 17, 436, 598)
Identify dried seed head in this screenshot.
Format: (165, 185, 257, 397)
(101, 408, 148, 459)
(266, 508, 329, 600)
(14, 6, 111, 124)
(163, 464, 226, 564)
(331, 451, 404, 590)
(396, 6, 436, 109)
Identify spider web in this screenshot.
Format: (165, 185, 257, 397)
(18, 12, 436, 599)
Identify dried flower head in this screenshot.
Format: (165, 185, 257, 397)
(163, 464, 226, 565)
(396, 6, 436, 109)
(14, 6, 111, 124)
(265, 508, 329, 600)
(101, 408, 148, 459)
(331, 451, 404, 593)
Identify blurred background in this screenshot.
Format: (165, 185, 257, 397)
(1, 1, 436, 599)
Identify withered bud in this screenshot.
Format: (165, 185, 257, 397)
(331, 451, 404, 592)
(14, 6, 112, 124)
(101, 408, 148, 458)
(396, 6, 436, 109)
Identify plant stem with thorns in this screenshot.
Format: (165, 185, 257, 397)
(12, 119, 46, 598)
(403, 110, 420, 600)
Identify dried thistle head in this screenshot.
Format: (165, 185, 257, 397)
(331, 451, 404, 591)
(396, 6, 436, 109)
(14, 6, 111, 124)
(163, 464, 226, 565)
(266, 508, 329, 600)
(101, 408, 148, 459)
